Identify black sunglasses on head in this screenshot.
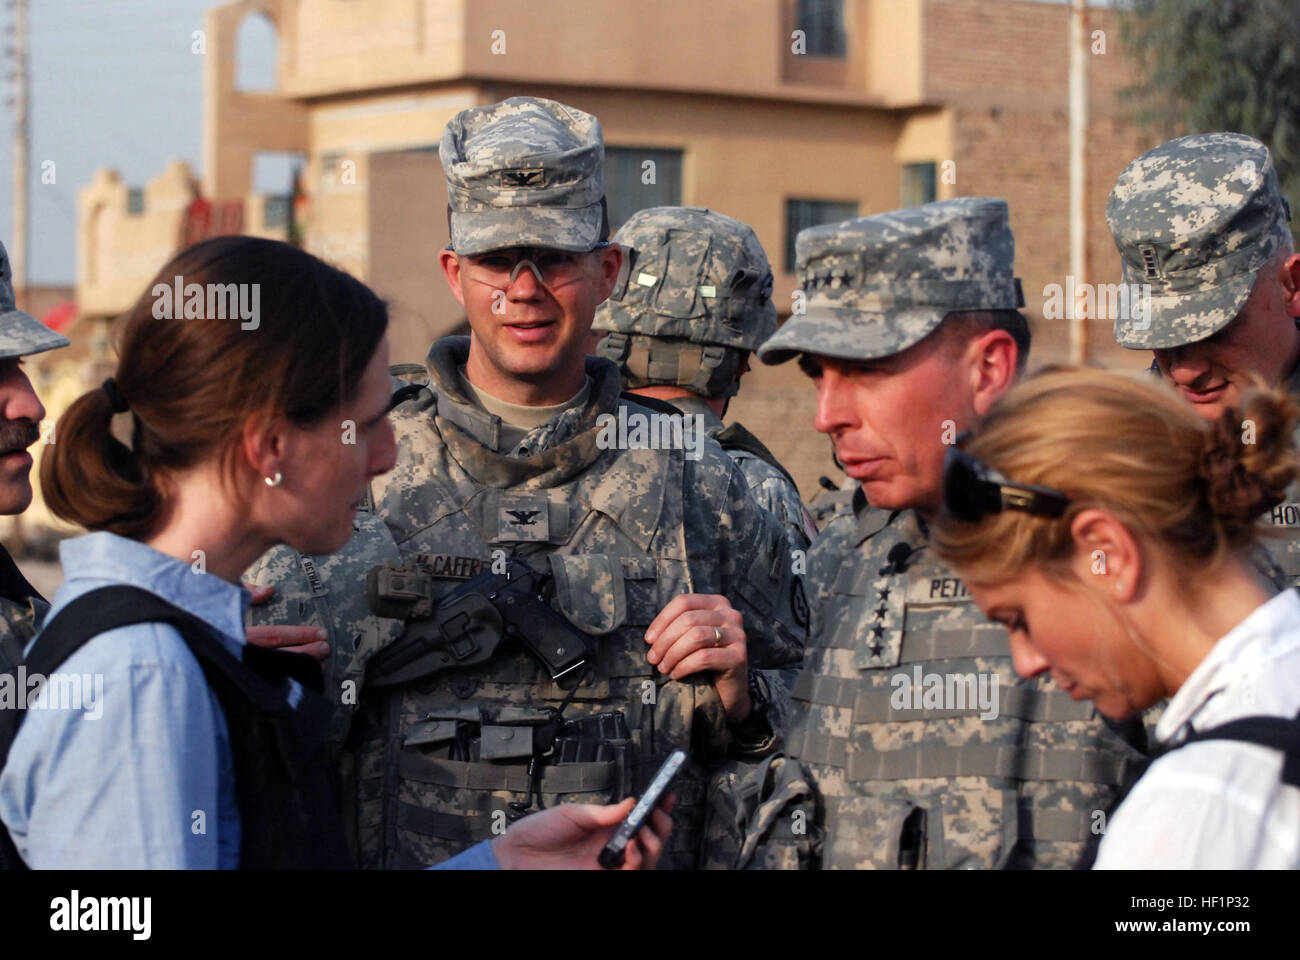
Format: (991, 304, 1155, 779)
(942, 443, 1071, 523)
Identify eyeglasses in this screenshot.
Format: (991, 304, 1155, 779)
(457, 243, 609, 294)
(942, 444, 1071, 523)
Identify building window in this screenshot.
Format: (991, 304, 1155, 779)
(264, 195, 292, 229)
(797, 0, 847, 58)
(901, 163, 937, 208)
(604, 147, 683, 234)
(127, 188, 145, 215)
(785, 198, 859, 272)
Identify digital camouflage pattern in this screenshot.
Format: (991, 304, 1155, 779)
(665, 394, 812, 551)
(589, 207, 810, 734)
(0, 594, 45, 674)
(757, 198, 1025, 365)
(0, 241, 69, 360)
(1107, 133, 1294, 350)
(0, 242, 64, 669)
(594, 207, 778, 400)
(593, 206, 778, 352)
(657, 392, 812, 734)
(704, 499, 1138, 870)
(702, 196, 1134, 870)
(1253, 359, 1300, 588)
(441, 97, 605, 257)
(808, 480, 859, 529)
(247, 338, 807, 869)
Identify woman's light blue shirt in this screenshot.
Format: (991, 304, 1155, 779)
(0, 532, 496, 869)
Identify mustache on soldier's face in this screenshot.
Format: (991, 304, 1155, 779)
(0, 419, 40, 456)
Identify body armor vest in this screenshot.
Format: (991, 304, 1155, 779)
(248, 344, 805, 870)
(0, 587, 348, 870)
(742, 504, 1137, 869)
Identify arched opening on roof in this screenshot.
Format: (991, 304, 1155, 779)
(234, 10, 278, 92)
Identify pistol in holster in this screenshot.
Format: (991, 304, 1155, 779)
(364, 556, 594, 688)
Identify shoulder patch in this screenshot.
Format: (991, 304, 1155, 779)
(791, 576, 810, 629)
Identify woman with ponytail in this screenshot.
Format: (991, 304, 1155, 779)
(932, 366, 1300, 868)
(0, 236, 669, 869)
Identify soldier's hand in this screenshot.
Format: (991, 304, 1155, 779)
(243, 583, 330, 661)
(491, 795, 675, 870)
(645, 594, 751, 723)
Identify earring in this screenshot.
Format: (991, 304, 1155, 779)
(1115, 581, 1124, 593)
(265, 471, 283, 487)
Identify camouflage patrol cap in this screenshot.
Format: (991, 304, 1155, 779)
(0, 241, 69, 360)
(592, 206, 777, 350)
(1107, 133, 1294, 350)
(441, 96, 605, 257)
(758, 197, 1024, 365)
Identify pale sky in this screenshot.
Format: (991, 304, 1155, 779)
(0, 0, 274, 286)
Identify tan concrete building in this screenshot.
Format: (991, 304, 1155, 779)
(75, 0, 1163, 500)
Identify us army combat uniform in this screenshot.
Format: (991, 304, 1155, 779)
(0, 545, 47, 672)
(1252, 357, 1300, 584)
(0, 238, 68, 671)
(593, 206, 816, 552)
(247, 339, 806, 869)
(592, 206, 815, 742)
(702, 198, 1136, 869)
(1107, 133, 1300, 586)
(773, 498, 1131, 868)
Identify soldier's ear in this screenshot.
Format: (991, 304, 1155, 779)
(594, 243, 624, 305)
(969, 328, 1017, 416)
(1279, 254, 1300, 317)
(440, 249, 467, 305)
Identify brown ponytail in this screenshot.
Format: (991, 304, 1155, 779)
(1199, 389, 1298, 541)
(41, 383, 162, 539)
(41, 235, 388, 539)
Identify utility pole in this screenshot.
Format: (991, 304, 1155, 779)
(7, 0, 29, 311)
(1068, 0, 1089, 364)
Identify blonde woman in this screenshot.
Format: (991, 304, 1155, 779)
(932, 366, 1300, 868)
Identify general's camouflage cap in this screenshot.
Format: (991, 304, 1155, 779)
(758, 197, 1023, 364)
(0, 241, 69, 360)
(592, 206, 777, 350)
(1107, 133, 1294, 350)
(441, 96, 605, 257)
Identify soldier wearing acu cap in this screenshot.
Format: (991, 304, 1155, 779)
(593, 207, 817, 557)
(592, 206, 818, 734)
(704, 198, 1135, 869)
(246, 97, 806, 869)
(1108, 132, 1300, 584)
(0, 240, 68, 673)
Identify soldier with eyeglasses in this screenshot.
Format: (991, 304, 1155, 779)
(246, 96, 806, 869)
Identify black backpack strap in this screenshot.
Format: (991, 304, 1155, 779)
(0, 585, 323, 868)
(1163, 711, 1300, 787)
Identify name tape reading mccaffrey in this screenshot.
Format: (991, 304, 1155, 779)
(414, 554, 493, 580)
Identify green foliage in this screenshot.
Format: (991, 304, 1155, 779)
(1120, 0, 1300, 210)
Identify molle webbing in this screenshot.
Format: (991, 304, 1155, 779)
(786, 725, 1127, 786)
(793, 669, 1094, 724)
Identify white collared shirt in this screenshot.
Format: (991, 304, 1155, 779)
(1095, 589, 1300, 869)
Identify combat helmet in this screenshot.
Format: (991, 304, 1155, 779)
(593, 206, 776, 398)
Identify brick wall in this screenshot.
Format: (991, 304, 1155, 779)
(925, 0, 1160, 370)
